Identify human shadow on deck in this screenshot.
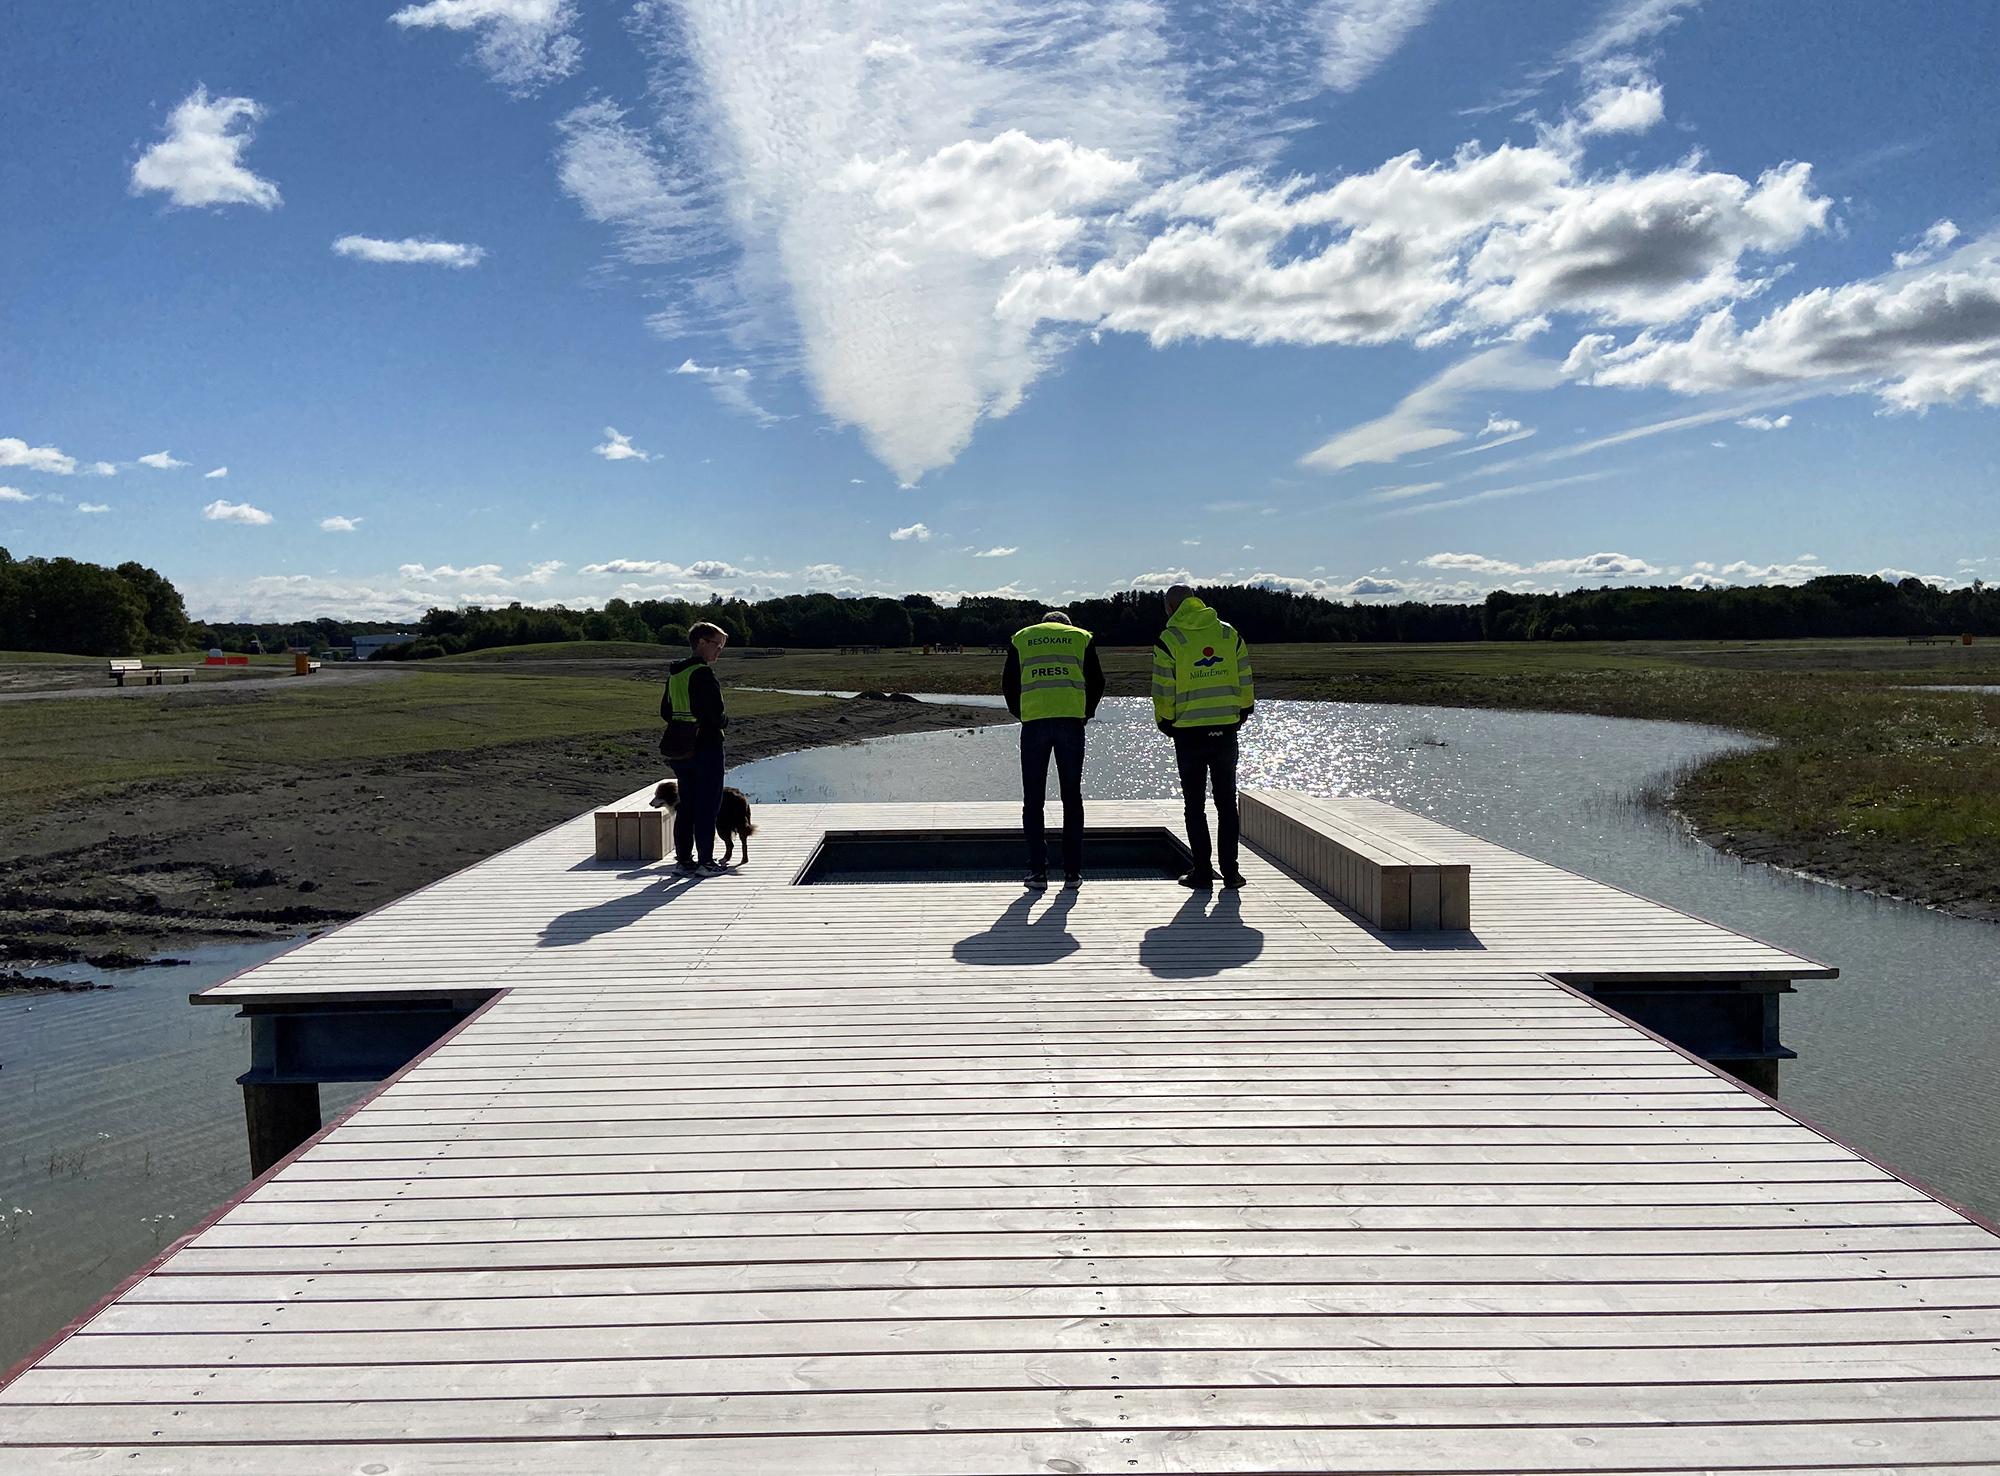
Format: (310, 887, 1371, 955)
(538, 871, 703, 947)
(953, 890, 1080, 966)
(1140, 889, 1265, 978)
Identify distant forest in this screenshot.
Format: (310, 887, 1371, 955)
(4, 544, 1996, 658)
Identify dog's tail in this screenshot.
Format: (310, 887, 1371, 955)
(743, 821, 758, 835)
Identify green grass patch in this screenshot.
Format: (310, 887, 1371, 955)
(0, 673, 827, 820)
(434, 640, 671, 662)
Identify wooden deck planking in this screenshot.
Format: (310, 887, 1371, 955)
(5, 792, 1996, 1473)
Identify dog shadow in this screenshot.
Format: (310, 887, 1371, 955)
(952, 889, 1080, 967)
(1139, 888, 1265, 978)
(538, 870, 702, 948)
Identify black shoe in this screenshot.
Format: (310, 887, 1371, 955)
(1177, 867, 1215, 889)
(1221, 873, 1247, 889)
(1062, 873, 1082, 891)
(1023, 872, 1049, 891)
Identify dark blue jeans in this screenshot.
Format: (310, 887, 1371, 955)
(1020, 717, 1085, 877)
(669, 747, 725, 865)
(1174, 726, 1239, 875)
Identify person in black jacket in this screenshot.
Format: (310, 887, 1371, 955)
(660, 622, 731, 873)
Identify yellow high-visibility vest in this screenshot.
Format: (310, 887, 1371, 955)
(1012, 621, 1092, 721)
(1152, 598, 1254, 728)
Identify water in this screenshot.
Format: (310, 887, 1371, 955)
(0, 940, 368, 1368)
(735, 697, 2000, 1222)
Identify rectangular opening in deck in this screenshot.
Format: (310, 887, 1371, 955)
(797, 827, 1193, 885)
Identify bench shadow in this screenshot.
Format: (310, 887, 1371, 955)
(539, 870, 703, 947)
(953, 889, 1080, 967)
(1140, 888, 1265, 978)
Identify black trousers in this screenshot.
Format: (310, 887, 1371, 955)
(1020, 717, 1085, 877)
(669, 747, 726, 864)
(1174, 726, 1239, 875)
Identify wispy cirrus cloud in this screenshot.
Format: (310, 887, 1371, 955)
(130, 87, 281, 210)
(389, 0, 579, 95)
(674, 361, 779, 425)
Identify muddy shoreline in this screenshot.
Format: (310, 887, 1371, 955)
(0, 695, 1002, 967)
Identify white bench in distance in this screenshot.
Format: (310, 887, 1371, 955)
(1240, 789, 1470, 931)
(107, 658, 143, 686)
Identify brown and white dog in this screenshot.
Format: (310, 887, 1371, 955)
(651, 780, 757, 864)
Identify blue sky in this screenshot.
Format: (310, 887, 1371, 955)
(3, 0, 1996, 621)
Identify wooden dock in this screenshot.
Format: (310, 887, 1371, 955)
(4, 792, 1997, 1471)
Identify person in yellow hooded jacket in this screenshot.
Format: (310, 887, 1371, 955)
(1152, 584, 1254, 888)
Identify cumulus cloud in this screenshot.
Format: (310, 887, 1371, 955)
(890, 523, 933, 542)
(0, 438, 77, 475)
(0, 487, 30, 502)
(76, 502, 111, 514)
(594, 427, 650, 461)
(390, 0, 579, 95)
(1678, 556, 1830, 588)
(1565, 232, 2000, 410)
(1893, 219, 1961, 270)
(319, 516, 362, 532)
(333, 235, 487, 267)
(1419, 550, 1660, 578)
(674, 361, 779, 425)
(203, 499, 273, 525)
(1736, 413, 1791, 430)
(974, 546, 1018, 558)
(129, 87, 281, 210)
(205, 466, 228, 478)
(1315, 0, 1442, 93)
(137, 451, 188, 469)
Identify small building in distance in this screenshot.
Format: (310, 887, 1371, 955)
(350, 633, 417, 662)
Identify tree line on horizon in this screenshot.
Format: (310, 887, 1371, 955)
(3, 544, 1996, 658)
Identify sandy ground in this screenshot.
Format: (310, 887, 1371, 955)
(0, 694, 1002, 970)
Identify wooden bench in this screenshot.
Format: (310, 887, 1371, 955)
(145, 667, 194, 685)
(594, 809, 667, 864)
(1240, 789, 1470, 930)
(106, 658, 143, 686)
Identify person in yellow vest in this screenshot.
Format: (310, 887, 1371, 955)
(659, 621, 731, 874)
(1002, 610, 1106, 890)
(1152, 584, 1254, 888)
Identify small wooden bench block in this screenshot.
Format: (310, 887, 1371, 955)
(1241, 789, 1470, 931)
(594, 809, 666, 864)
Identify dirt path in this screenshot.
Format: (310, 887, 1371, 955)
(0, 696, 1001, 969)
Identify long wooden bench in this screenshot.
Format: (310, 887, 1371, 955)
(1240, 789, 1470, 930)
(106, 658, 142, 686)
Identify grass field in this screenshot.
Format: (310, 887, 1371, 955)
(0, 672, 823, 821)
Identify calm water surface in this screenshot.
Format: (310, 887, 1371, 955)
(736, 696, 2000, 1222)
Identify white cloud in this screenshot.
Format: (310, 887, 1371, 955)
(1305, 347, 1564, 470)
(203, 499, 273, 525)
(1678, 557, 1830, 589)
(0, 487, 30, 502)
(86, 462, 116, 476)
(974, 546, 1017, 558)
(137, 451, 188, 469)
(1363, 481, 1446, 503)
(129, 87, 281, 210)
(673, 361, 778, 425)
(554, 100, 711, 269)
(594, 427, 650, 461)
(205, 466, 228, 478)
(890, 523, 933, 542)
(1315, 0, 1442, 93)
(1478, 414, 1523, 437)
(1419, 550, 1659, 579)
(1565, 233, 2000, 410)
(1893, 219, 1961, 270)
(333, 235, 487, 267)
(76, 502, 111, 514)
(0, 438, 77, 475)
(319, 516, 362, 532)
(1736, 413, 1791, 431)
(1006, 146, 1828, 354)
(390, 0, 579, 95)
